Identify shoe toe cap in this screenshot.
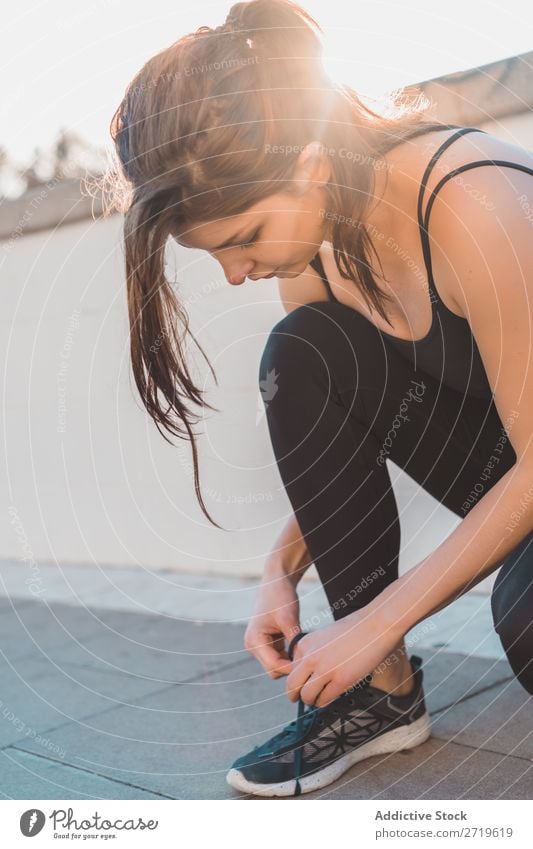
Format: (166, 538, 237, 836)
(229, 750, 295, 784)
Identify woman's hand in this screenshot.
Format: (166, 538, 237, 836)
(286, 604, 402, 707)
(244, 566, 302, 679)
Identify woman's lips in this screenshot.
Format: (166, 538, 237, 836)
(249, 269, 278, 280)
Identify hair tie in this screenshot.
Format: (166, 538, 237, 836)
(213, 15, 253, 47)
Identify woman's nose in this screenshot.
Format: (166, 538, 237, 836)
(223, 258, 255, 285)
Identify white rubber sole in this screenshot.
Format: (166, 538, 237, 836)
(226, 711, 432, 797)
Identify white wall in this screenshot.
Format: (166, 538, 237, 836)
(3, 111, 529, 578)
(1, 212, 299, 576)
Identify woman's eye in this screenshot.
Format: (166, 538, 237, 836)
(240, 229, 261, 250)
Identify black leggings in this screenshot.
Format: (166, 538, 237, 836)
(259, 301, 533, 694)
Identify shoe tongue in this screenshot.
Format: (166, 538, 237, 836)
(294, 704, 319, 731)
(280, 704, 317, 737)
(257, 707, 315, 755)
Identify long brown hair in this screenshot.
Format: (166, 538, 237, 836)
(101, 0, 450, 527)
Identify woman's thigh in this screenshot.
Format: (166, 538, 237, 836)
(358, 375, 517, 517)
(260, 300, 517, 512)
(491, 531, 533, 694)
(260, 300, 518, 613)
(268, 300, 517, 516)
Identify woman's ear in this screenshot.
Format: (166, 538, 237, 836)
(290, 141, 331, 197)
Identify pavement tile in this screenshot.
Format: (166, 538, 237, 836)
(419, 650, 514, 713)
(16, 659, 293, 799)
(412, 595, 505, 660)
(0, 597, 113, 664)
(0, 654, 182, 749)
(301, 738, 533, 800)
(432, 676, 533, 759)
(50, 614, 249, 682)
(1, 600, 249, 683)
(3, 599, 529, 800)
(0, 566, 503, 659)
(0, 748, 164, 800)
(17, 677, 533, 800)
(14, 649, 524, 801)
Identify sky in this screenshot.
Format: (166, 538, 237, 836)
(1, 0, 532, 168)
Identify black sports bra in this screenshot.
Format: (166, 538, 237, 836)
(310, 124, 533, 400)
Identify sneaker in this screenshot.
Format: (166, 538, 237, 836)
(226, 654, 431, 797)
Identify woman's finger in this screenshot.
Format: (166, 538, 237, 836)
(286, 659, 314, 702)
(300, 672, 330, 707)
(314, 681, 341, 709)
(254, 636, 293, 677)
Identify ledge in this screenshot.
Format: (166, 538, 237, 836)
(1, 49, 532, 242)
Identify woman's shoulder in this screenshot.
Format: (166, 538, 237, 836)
(413, 126, 533, 213)
(416, 127, 533, 322)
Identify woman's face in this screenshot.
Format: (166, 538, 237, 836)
(176, 145, 332, 285)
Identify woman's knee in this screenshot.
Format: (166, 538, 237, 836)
(491, 532, 533, 693)
(260, 302, 344, 368)
(259, 300, 383, 391)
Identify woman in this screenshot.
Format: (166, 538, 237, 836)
(107, 0, 533, 797)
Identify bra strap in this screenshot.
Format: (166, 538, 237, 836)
(417, 127, 487, 301)
(310, 251, 337, 302)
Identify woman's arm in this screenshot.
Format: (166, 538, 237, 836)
(264, 511, 314, 586)
(284, 466, 533, 707)
(385, 149, 533, 631)
(245, 512, 313, 679)
(285, 159, 533, 707)
(378, 460, 533, 636)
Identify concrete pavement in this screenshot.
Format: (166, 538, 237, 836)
(0, 561, 531, 799)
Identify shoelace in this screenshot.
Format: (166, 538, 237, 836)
(286, 630, 375, 796)
(286, 631, 309, 796)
